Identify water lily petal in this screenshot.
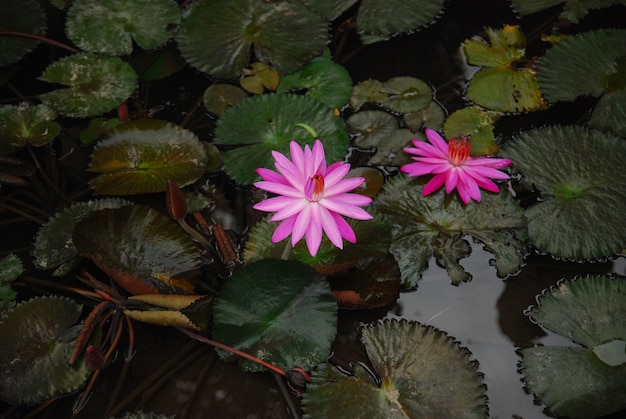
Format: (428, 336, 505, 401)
(291, 204, 312, 246)
(333, 212, 357, 243)
(256, 168, 288, 184)
(323, 177, 366, 196)
(422, 173, 446, 196)
(270, 198, 308, 221)
(318, 205, 343, 249)
(272, 216, 297, 243)
(425, 128, 450, 155)
(305, 206, 324, 256)
(254, 196, 300, 213)
(254, 181, 302, 198)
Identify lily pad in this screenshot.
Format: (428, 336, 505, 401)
(403, 100, 446, 133)
(0, 296, 91, 405)
(32, 198, 132, 276)
(277, 56, 353, 109)
(212, 259, 337, 372)
(66, 0, 181, 55)
(463, 25, 526, 68)
(520, 275, 626, 418)
(357, 0, 444, 44)
(347, 110, 399, 149)
(589, 85, 626, 137)
(538, 29, 626, 104)
(500, 125, 626, 260)
(512, 0, 626, 23)
(379, 77, 433, 113)
(39, 53, 138, 118)
(302, 319, 488, 417)
(0, 103, 60, 152)
(213, 94, 348, 184)
(244, 214, 391, 272)
(240, 62, 280, 94)
(443, 107, 500, 155)
(176, 0, 327, 79)
(373, 175, 527, 288)
(202, 83, 248, 116)
(0, 0, 46, 66)
(350, 79, 388, 109)
(297, 0, 359, 20)
(72, 205, 201, 294)
(89, 120, 208, 195)
(367, 129, 415, 166)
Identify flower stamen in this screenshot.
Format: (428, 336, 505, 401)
(305, 173, 325, 201)
(448, 137, 471, 166)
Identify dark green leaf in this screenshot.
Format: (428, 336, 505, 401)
(0, 103, 60, 151)
(0, 0, 46, 66)
(443, 107, 500, 155)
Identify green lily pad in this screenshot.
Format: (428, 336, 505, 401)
(520, 274, 626, 418)
(512, 0, 626, 23)
(367, 129, 415, 166)
(0, 0, 46, 66)
(72, 205, 201, 293)
(176, 0, 327, 79)
(526, 275, 626, 348)
(89, 120, 208, 195)
(466, 67, 545, 113)
(538, 29, 626, 104)
(297, 0, 358, 19)
(463, 25, 526, 68)
(374, 175, 527, 288)
(0, 296, 91, 405)
(350, 79, 388, 109)
(212, 259, 337, 372)
(500, 125, 626, 260)
(39, 53, 138, 118)
(277, 56, 353, 109)
(202, 83, 248, 116)
(589, 86, 626, 137)
(357, 0, 445, 44)
(66, 0, 181, 55)
(0, 254, 21, 312)
(0, 103, 60, 153)
(302, 319, 488, 417)
(347, 110, 399, 149)
(244, 214, 391, 270)
(443, 107, 500, 155)
(403, 100, 446, 133)
(379, 77, 433, 114)
(213, 94, 348, 184)
(32, 198, 132, 276)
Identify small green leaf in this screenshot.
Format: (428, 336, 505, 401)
(593, 340, 626, 367)
(214, 94, 348, 184)
(203, 84, 248, 116)
(380, 76, 433, 113)
(66, 0, 181, 55)
(589, 87, 626, 137)
(350, 79, 387, 109)
(302, 319, 488, 417)
(367, 129, 415, 166)
(501, 125, 626, 260)
(403, 100, 446, 133)
(347, 110, 399, 149)
(212, 259, 337, 372)
(0, 296, 91, 405)
(89, 120, 207, 195)
(443, 107, 500, 155)
(39, 53, 137, 118)
(463, 25, 526, 67)
(0, 103, 60, 151)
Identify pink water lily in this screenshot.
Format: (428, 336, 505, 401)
(253, 140, 372, 257)
(401, 128, 512, 204)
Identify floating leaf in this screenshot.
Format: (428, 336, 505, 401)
(520, 275, 626, 418)
(374, 175, 527, 288)
(501, 125, 626, 260)
(79, 117, 121, 145)
(0, 0, 46, 66)
(277, 56, 353, 108)
(214, 94, 348, 184)
(443, 107, 500, 155)
(89, 120, 207, 195)
(347, 110, 399, 149)
(349, 79, 387, 109)
(202, 83, 248, 116)
(379, 76, 433, 113)
(463, 25, 526, 68)
(176, 0, 327, 79)
(297, 0, 359, 20)
(32, 198, 132, 276)
(212, 259, 337, 372)
(302, 319, 488, 417)
(357, 0, 444, 44)
(72, 205, 201, 294)
(39, 53, 137, 118)
(403, 100, 446, 133)
(589, 86, 626, 137)
(0, 296, 91, 405)
(0, 254, 21, 311)
(240, 62, 280, 94)
(244, 214, 390, 275)
(0, 103, 60, 152)
(367, 129, 414, 166)
(66, 0, 181, 55)
(538, 29, 626, 104)
(512, 0, 626, 22)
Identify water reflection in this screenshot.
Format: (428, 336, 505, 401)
(391, 244, 616, 418)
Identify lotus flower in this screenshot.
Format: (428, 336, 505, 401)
(253, 140, 372, 257)
(401, 128, 512, 204)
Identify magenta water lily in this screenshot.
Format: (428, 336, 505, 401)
(401, 128, 512, 204)
(253, 140, 372, 257)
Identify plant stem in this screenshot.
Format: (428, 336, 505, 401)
(0, 31, 79, 53)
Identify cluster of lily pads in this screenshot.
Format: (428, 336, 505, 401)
(0, 0, 625, 417)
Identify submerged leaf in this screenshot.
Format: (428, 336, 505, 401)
(89, 120, 207, 195)
(538, 29, 626, 104)
(176, 0, 327, 79)
(212, 259, 337, 372)
(374, 175, 527, 288)
(39, 53, 137, 118)
(0, 0, 46, 66)
(66, 0, 181, 55)
(214, 94, 348, 184)
(0, 296, 91, 405)
(302, 319, 488, 417)
(501, 125, 626, 260)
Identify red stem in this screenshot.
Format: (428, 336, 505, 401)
(0, 31, 79, 53)
(177, 327, 286, 376)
